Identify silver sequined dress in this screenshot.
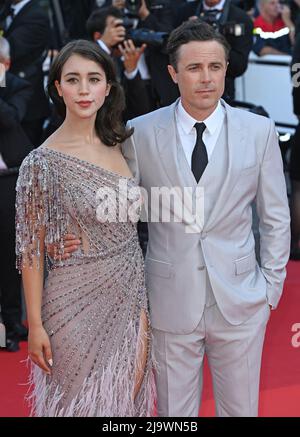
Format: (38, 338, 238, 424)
(15, 146, 155, 417)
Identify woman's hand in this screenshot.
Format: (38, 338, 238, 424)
(28, 326, 53, 375)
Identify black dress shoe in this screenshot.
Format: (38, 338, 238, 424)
(6, 338, 20, 352)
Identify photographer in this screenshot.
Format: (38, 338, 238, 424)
(87, 6, 154, 118)
(253, 0, 294, 56)
(0, 36, 32, 352)
(175, 0, 254, 100)
(103, 0, 180, 105)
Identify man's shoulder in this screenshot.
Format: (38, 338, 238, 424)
(5, 71, 30, 89)
(228, 103, 272, 129)
(128, 103, 175, 130)
(229, 4, 253, 26)
(16, 0, 49, 22)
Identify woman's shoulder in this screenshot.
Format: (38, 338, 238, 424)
(17, 146, 53, 188)
(21, 146, 49, 167)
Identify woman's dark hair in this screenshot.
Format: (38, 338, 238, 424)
(47, 39, 133, 147)
(166, 20, 231, 71)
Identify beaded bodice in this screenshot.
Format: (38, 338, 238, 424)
(16, 147, 143, 271)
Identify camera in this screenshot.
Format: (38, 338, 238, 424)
(125, 0, 168, 18)
(127, 28, 168, 48)
(120, 3, 169, 48)
(196, 0, 245, 37)
(120, 18, 168, 48)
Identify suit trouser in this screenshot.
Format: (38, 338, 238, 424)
(153, 276, 270, 417)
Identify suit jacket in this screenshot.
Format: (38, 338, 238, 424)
(122, 99, 290, 333)
(122, 72, 155, 121)
(0, 72, 32, 168)
(2, 0, 50, 121)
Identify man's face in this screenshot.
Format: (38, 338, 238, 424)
(262, 0, 281, 19)
(168, 40, 227, 118)
(204, 0, 222, 8)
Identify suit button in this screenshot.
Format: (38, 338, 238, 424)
(200, 232, 207, 240)
(198, 266, 205, 271)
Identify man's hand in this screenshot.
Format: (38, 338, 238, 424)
(101, 18, 126, 51)
(47, 234, 81, 261)
(118, 39, 147, 74)
(138, 0, 150, 21)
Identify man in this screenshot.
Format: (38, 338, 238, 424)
(55, 20, 290, 416)
(175, 0, 253, 100)
(0, 0, 50, 146)
(253, 0, 295, 56)
(0, 36, 32, 351)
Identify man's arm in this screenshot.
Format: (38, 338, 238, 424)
(256, 120, 291, 309)
(226, 9, 254, 78)
(0, 74, 32, 128)
(138, 0, 174, 33)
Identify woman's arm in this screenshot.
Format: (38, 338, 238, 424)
(22, 227, 53, 375)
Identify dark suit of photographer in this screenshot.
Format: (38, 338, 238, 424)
(0, 67, 32, 351)
(175, 0, 253, 100)
(0, 0, 51, 146)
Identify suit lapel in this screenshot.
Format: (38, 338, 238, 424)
(152, 99, 247, 230)
(5, 0, 34, 34)
(204, 100, 247, 230)
(154, 99, 188, 188)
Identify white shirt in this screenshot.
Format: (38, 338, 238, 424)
(6, 0, 31, 28)
(0, 153, 8, 170)
(203, 0, 226, 20)
(176, 99, 225, 168)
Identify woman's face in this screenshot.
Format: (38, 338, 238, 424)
(55, 54, 111, 119)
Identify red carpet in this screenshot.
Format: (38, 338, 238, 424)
(1, 262, 299, 417)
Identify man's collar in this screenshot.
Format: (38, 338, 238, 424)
(11, 0, 31, 17)
(176, 99, 224, 136)
(203, 0, 226, 12)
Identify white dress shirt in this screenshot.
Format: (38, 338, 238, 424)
(203, 0, 227, 20)
(6, 0, 31, 28)
(176, 99, 225, 169)
(0, 153, 8, 170)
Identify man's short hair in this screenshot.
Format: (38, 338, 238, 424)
(0, 36, 10, 61)
(86, 7, 123, 40)
(166, 20, 231, 70)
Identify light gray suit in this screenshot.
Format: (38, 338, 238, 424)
(122, 99, 290, 416)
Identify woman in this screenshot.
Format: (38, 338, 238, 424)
(15, 40, 155, 417)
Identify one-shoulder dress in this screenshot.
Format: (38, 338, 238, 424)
(15, 147, 155, 417)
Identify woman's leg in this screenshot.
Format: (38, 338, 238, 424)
(133, 309, 149, 400)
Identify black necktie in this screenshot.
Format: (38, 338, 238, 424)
(192, 122, 208, 183)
